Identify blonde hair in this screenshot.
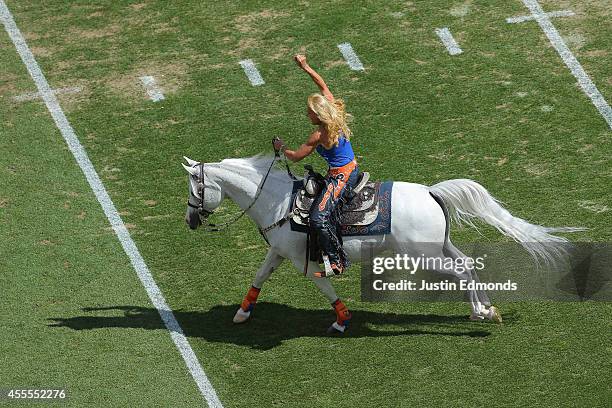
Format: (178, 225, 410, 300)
(307, 93, 352, 149)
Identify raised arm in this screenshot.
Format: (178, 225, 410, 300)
(294, 55, 335, 102)
(274, 130, 320, 163)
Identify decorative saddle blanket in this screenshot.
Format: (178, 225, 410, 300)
(289, 180, 393, 236)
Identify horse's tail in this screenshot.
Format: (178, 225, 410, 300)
(429, 179, 584, 265)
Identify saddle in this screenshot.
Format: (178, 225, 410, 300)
(291, 165, 378, 227)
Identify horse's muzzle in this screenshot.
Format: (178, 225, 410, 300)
(185, 208, 202, 230)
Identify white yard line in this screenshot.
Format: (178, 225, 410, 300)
(139, 75, 165, 102)
(434, 27, 463, 56)
(0, 2, 223, 407)
(239, 59, 265, 86)
(506, 9, 574, 24)
(520, 0, 612, 129)
(337, 42, 365, 71)
(13, 86, 81, 102)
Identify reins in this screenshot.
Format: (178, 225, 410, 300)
(190, 138, 297, 233)
(193, 157, 277, 232)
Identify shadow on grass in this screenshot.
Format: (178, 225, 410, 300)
(49, 303, 494, 350)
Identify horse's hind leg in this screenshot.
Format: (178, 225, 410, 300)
(442, 240, 501, 323)
(443, 241, 491, 307)
(233, 249, 283, 323)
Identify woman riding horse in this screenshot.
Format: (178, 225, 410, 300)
(273, 54, 359, 276)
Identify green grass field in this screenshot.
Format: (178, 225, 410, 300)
(1, 0, 610, 406)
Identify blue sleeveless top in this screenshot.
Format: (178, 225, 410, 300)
(316, 135, 355, 167)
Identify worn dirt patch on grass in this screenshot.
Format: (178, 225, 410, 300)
(540, 0, 612, 18)
(268, 46, 291, 61)
(23, 31, 51, 41)
(234, 9, 291, 34)
(105, 60, 188, 100)
(222, 9, 292, 57)
(130, 3, 148, 11)
(225, 37, 259, 57)
(324, 59, 348, 69)
(0, 73, 20, 96)
(450, 1, 472, 17)
(69, 24, 121, 39)
(583, 49, 607, 57)
(152, 21, 179, 34)
(523, 162, 549, 176)
(578, 200, 609, 213)
(563, 32, 587, 50)
(30, 46, 58, 58)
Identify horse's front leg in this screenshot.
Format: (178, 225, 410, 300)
(233, 249, 283, 323)
(291, 259, 352, 334)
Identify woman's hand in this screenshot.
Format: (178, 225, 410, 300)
(294, 54, 308, 69)
(273, 137, 285, 152)
(294, 54, 334, 102)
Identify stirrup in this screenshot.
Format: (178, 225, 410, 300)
(323, 255, 333, 275)
(353, 172, 370, 194)
(315, 255, 344, 278)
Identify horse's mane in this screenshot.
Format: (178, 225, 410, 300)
(218, 154, 299, 183)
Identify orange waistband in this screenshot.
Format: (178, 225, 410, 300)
(328, 159, 357, 177)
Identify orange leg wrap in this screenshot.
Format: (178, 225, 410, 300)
(332, 299, 352, 327)
(240, 286, 261, 312)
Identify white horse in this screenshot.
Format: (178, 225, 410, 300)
(182, 155, 579, 333)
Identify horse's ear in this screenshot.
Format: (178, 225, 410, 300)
(181, 163, 198, 176)
(183, 156, 199, 167)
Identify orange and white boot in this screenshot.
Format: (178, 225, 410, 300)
(314, 255, 345, 278)
(328, 299, 352, 333)
(233, 286, 260, 324)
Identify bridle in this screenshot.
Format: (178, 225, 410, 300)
(186, 156, 285, 233)
(187, 162, 215, 224)
(186, 139, 297, 233)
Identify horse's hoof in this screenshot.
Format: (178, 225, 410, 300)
(327, 321, 347, 334)
(488, 306, 502, 323)
(233, 308, 251, 324)
(469, 313, 485, 321)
